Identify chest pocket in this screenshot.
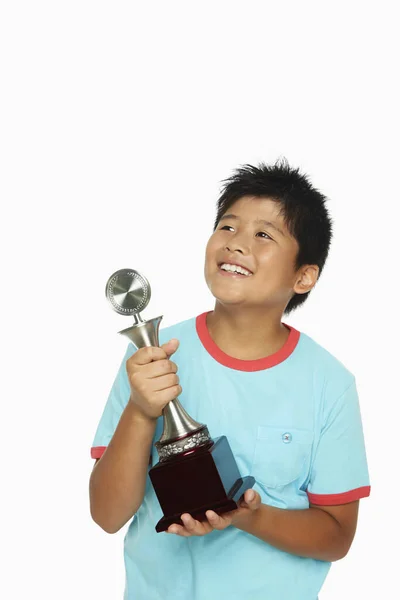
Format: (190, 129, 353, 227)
(251, 426, 313, 489)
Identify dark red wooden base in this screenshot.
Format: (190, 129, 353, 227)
(149, 436, 255, 532)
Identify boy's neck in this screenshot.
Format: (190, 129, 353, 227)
(206, 304, 290, 361)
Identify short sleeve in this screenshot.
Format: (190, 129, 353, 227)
(90, 344, 135, 459)
(307, 379, 371, 505)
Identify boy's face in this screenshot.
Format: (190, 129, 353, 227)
(204, 196, 314, 311)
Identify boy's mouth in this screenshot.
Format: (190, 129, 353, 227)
(217, 262, 253, 277)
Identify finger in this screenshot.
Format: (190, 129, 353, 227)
(128, 339, 179, 369)
(167, 524, 190, 536)
(129, 346, 168, 366)
(180, 513, 209, 535)
(142, 357, 177, 375)
(149, 372, 180, 392)
(246, 489, 255, 501)
(160, 339, 180, 357)
(243, 489, 261, 510)
(205, 510, 230, 530)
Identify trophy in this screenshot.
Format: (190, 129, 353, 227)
(105, 268, 255, 532)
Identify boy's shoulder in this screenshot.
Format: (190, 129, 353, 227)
(297, 328, 355, 394)
(158, 314, 197, 342)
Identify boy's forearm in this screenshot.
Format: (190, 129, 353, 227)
(233, 503, 349, 562)
(89, 399, 157, 534)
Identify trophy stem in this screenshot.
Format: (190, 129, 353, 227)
(119, 315, 211, 460)
(160, 399, 205, 442)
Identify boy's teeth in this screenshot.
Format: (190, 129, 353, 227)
(220, 263, 252, 276)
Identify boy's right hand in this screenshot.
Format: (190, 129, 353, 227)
(126, 338, 181, 421)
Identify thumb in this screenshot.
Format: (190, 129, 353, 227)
(160, 338, 180, 357)
(244, 489, 260, 510)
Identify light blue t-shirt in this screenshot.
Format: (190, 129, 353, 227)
(91, 311, 370, 600)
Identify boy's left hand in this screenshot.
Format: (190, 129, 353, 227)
(166, 489, 261, 537)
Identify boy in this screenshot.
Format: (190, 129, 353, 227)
(89, 159, 370, 600)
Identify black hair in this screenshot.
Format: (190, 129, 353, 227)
(213, 158, 333, 314)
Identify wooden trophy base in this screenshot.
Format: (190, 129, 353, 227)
(149, 435, 255, 532)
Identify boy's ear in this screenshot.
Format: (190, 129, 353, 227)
(293, 265, 319, 295)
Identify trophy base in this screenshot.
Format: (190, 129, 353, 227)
(155, 475, 255, 532)
(149, 436, 255, 533)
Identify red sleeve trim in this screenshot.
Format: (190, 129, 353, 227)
(91, 446, 107, 459)
(307, 485, 371, 505)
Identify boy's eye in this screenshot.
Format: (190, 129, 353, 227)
(220, 225, 271, 240)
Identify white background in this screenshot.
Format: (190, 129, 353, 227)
(1, 1, 398, 598)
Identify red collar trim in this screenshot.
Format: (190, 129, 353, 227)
(195, 311, 300, 372)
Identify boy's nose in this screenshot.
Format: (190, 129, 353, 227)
(225, 244, 247, 255)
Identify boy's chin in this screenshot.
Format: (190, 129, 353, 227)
(210, 292, 248, 306)
(206, 279, 251, 305)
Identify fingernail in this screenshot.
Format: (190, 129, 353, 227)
(248, 490, 255, 501)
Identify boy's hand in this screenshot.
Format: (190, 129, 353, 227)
(127, 339, 181, 421)
(166, 489, 261, 537)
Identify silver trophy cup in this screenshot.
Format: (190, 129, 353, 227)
(105, 268, 211, 459)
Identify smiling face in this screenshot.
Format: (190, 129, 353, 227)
(204, 196, 318, 312)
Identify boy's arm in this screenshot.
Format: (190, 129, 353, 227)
(169, 491, 359, 562)
(89, 400, 157, 534)
(233, 498, 359, 562)
(89, 339, 180, 534)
